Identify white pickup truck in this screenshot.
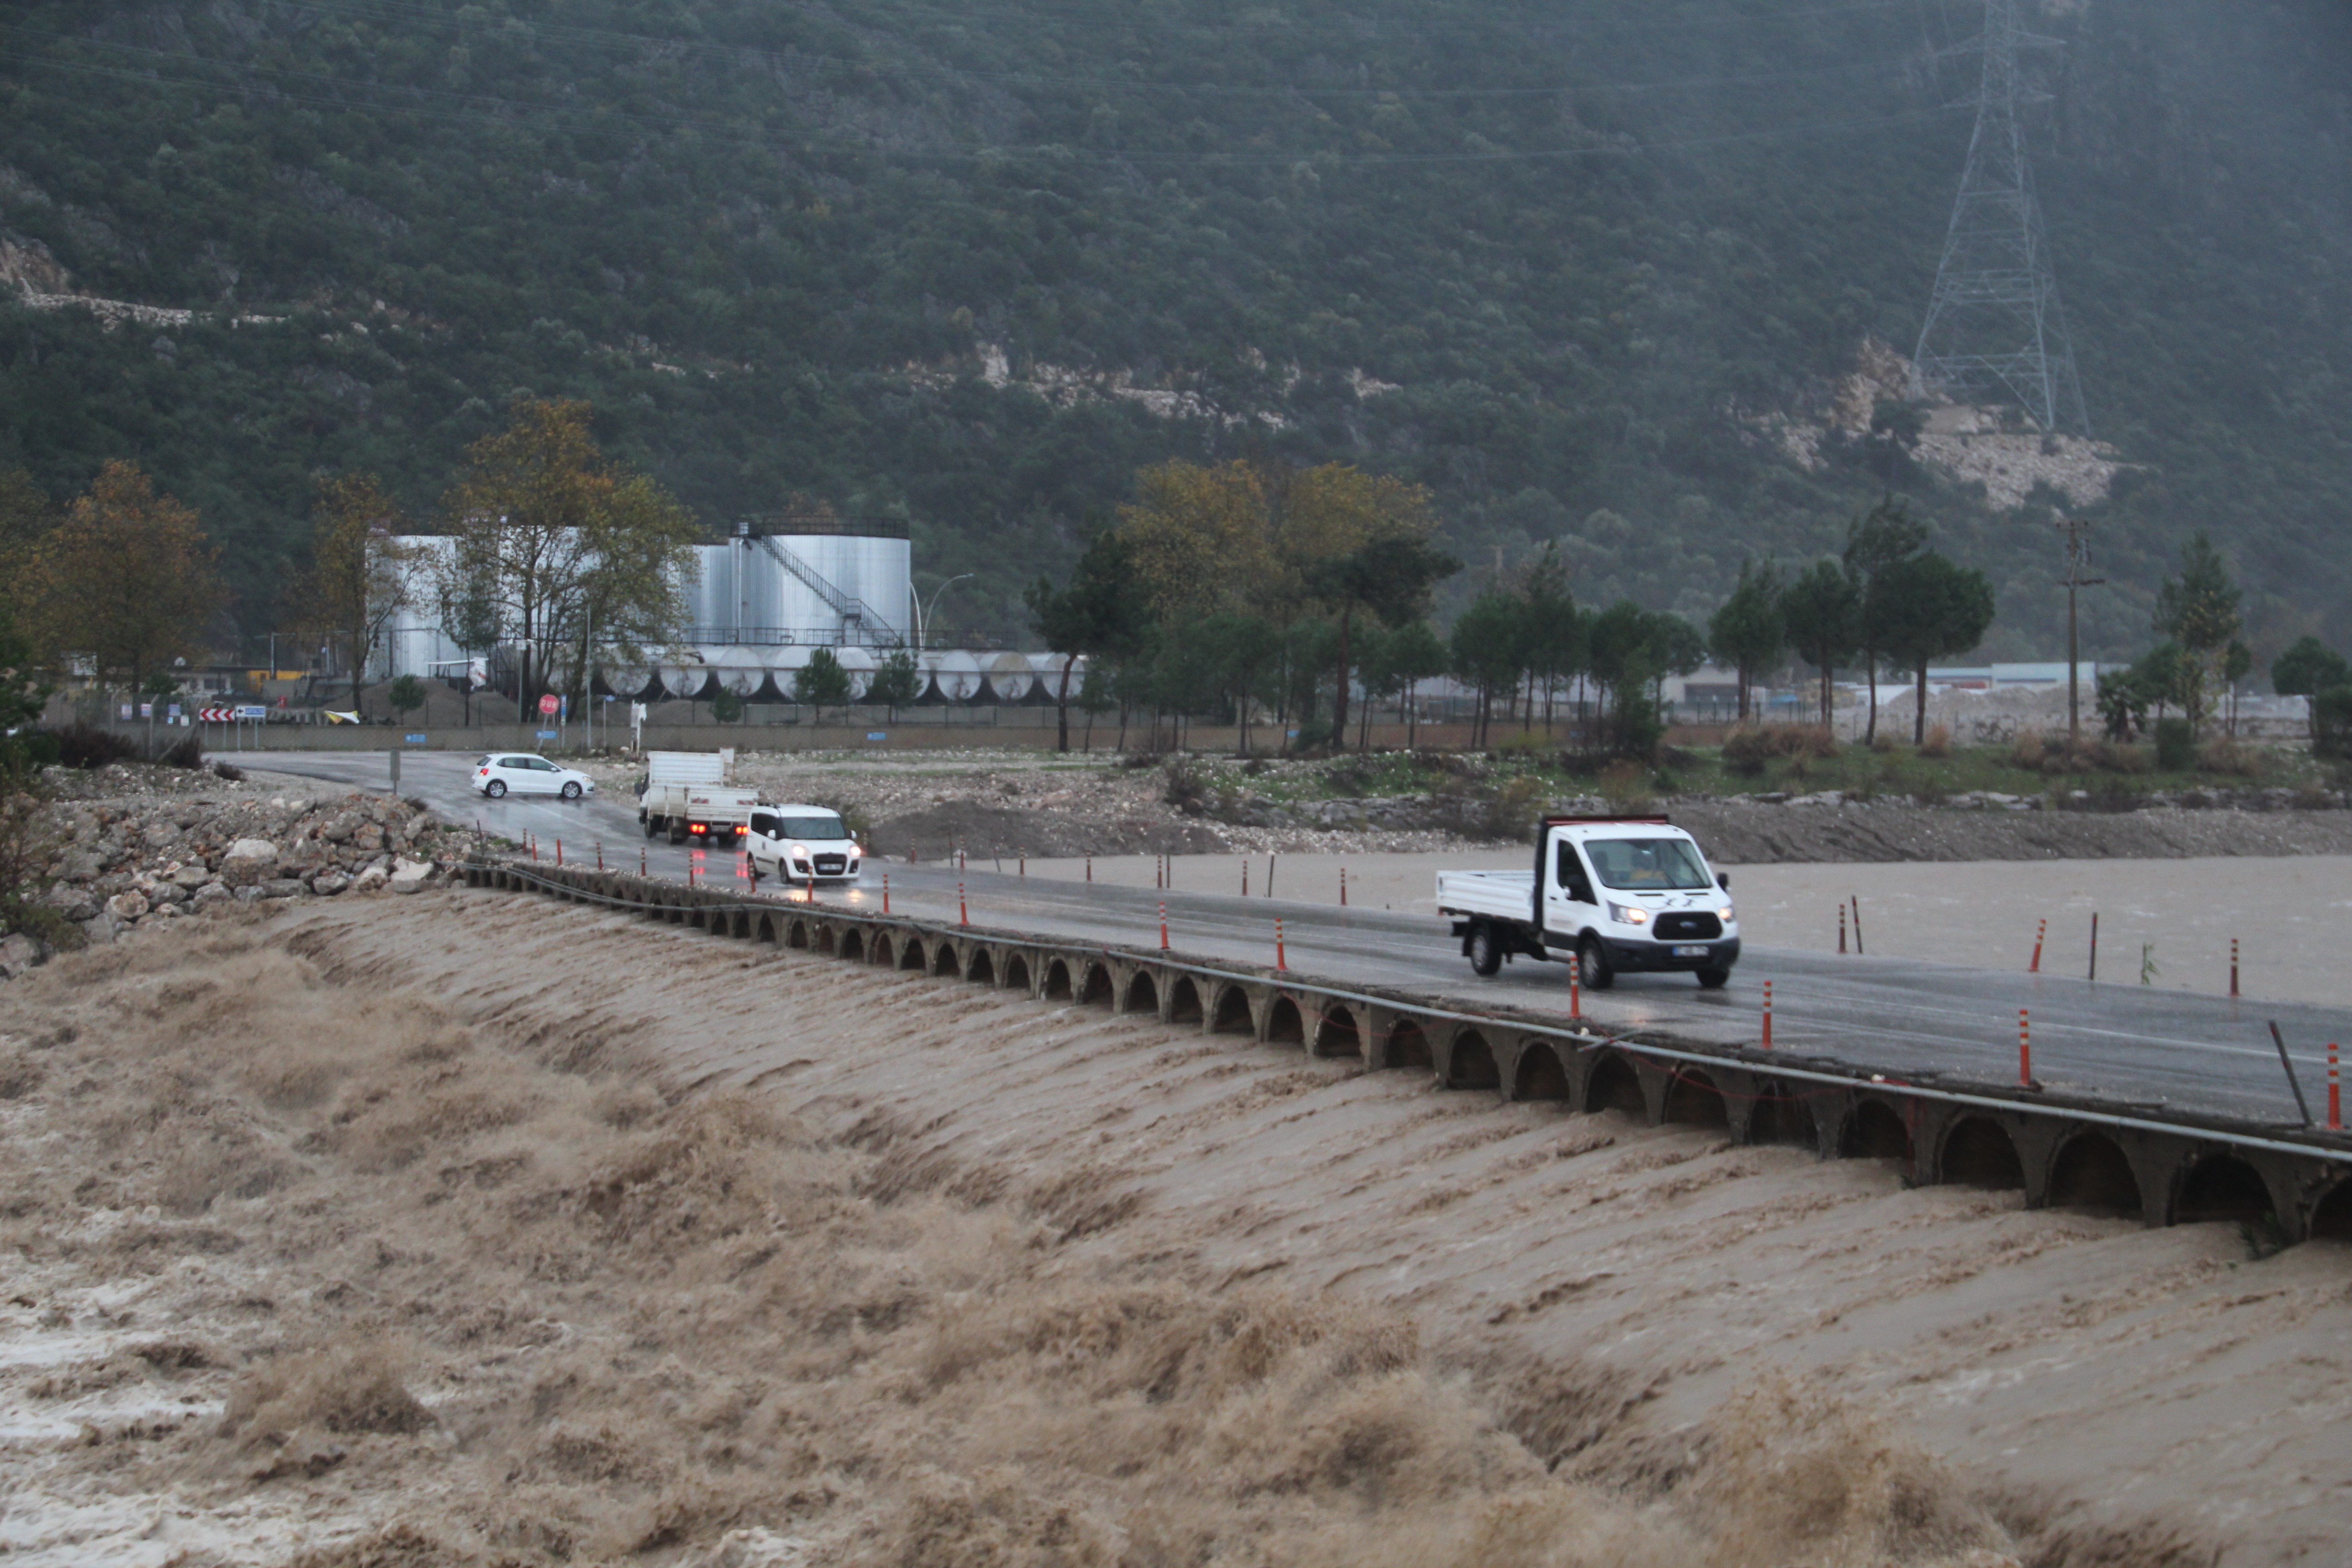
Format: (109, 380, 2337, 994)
(636, 751, 759, 847)
(1435, 815, 1739, 989)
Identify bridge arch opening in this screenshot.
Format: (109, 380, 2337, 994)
(1448, 1029, 1499, 1091)
(967, 949, 996, 987)
(815, 924, 836, 956)
(1044, 960, 1073, 1002)
(1747, 1081, 1816, 1148)
(872, 934, 897, 969)
(1663, 1069, 1729, 1129)
(1167, 976, 1204, 1025)
(934, 944, 961, 979)
(1513, 1041, 1570, 1102)
(1584, 1053, 1645, 1118)
(901, 939, 928, 972)
(754, 914, 776, 944)
(1940, 1117, 2024, 1191)
(788, 920, 809, 951)
(2047, 1133, 2142, 1216)
(730, 911, 751, 939)
(1077, 964, 1115, 1007)
(1265, 996, 1306, 1045)
(1385, 1018, 1433, 1071)
(839, 928, 865, 962)
(1003, 954, 1032, 993)
(1210, 986, 1253, 1035)
(1312, 1005, 1361, 1058)
(1841, 1100, 1913, 1165)
(1126, 970, 1160, 1015)
(2173, 1154, 2275, 1228)
(2310, 1181, 2352, 1243)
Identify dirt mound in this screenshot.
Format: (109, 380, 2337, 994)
(1676, 796, 2352, 863)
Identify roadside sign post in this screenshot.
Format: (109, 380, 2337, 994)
(389, 747, 400, 793)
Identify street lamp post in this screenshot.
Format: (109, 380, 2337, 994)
(910, 573, 975, 650)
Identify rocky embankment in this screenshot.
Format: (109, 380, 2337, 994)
(3, 778, 470, 977)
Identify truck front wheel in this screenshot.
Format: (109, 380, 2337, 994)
(1695, 966, 1730, 990)
(1467, 922, 1503, 977)
(642, 815, 658, 839)
(1577, 936, 1616, 991)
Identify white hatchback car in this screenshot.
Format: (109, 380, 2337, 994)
(747, 804, 863, 885)
(476, 753, 595, 800)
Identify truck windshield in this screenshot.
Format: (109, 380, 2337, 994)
(775, 813, 849, 841)
(1583, 838, 1712, 891)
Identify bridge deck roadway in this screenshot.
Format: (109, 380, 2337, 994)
(253, 750, 2352, 1128)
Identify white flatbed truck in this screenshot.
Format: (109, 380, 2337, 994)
(635, 751, 760, 847)
(1435, 815, 1740, 989)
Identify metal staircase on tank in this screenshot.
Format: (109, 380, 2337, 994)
(734, 521, 902, 646)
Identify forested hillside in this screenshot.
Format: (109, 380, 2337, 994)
(0, 0, 2346, 657)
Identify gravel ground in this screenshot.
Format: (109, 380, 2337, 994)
(568, 749, 2352, 864)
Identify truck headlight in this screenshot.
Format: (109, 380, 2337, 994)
(1718, 904, 1735, 921)
(1607, 901, 1648, 926)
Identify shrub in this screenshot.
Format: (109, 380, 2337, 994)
(1722, 723, 1838, 775)
(158, 734, 204, 769)
(1920, 722, 1952, 758)
(2008, 731, 2047, 770)
(1597, 759, 1654, 814)
(2196, 738, 2263, 777)
(44, 723, 137, 769)
(2314, 685, 2352, 760)
(212, 758, 245, 781)
(2154, 717, 2195, 770)
(1162, 756, 1207, 814)
(1721, 726, 1773, 776)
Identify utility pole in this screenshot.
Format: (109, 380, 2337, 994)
(1911, 0, 2090, 436)
(2055, 515, 2103, 746)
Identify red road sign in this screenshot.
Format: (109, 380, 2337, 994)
(538, 693, 560, 716)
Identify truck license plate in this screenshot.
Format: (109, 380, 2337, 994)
(1672, 944, 1710, 958)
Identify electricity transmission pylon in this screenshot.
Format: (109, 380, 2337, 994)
(1910, 0, 2089, 436)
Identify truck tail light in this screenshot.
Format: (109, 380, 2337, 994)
(689, 823, 706, 834)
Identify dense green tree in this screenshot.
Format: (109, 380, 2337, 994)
(1875, 552, 1997, 745)
(1025, 529, 1148, 754)
(1844, 496, 1929, 745)
(2151, 533, 2244, 736)
(1372, 620, 1449, 750)
(793, 648, 851, 722)
(1448, 591, 1526, 750)
(1780, 559, 1862, 729)
(1708, 560, 1786, 722)
(867, 649, 922, 719)
(2272, 634, 2352, 745)
(1307, 534, 1461, 750)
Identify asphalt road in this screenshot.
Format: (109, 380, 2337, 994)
(249, 750, 2351, 1129)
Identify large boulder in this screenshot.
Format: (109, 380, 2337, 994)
(350, 865, 390, 895)
(388, 858, 434, 895)
(191, 881, 233, 910)
(310, 870, 352, 897)
(219, 838, 280, 887)
(170, 862, 211, 890)
(260, 878, 309, 901)
(0, 932, 39, 979)
(105, 890, 150, 921)
(79, 911, 118, 946)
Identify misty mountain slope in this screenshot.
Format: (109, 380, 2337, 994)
(0, 0, 2345, 653)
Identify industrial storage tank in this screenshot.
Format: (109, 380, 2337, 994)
(924, 651, 984, 703)
(831, 645, 877, 701)
(761, 645, 811, 703)
(657, 662, 713, 703)
(982, 652, 1034, 703)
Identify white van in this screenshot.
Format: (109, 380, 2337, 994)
(747, 804, 864, 887)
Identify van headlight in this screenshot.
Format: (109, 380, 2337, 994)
(1607, 901, 1648, 926)
(1718, 904, 1735, 922)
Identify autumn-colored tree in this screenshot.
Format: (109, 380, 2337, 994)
(0, 467, 56, 624)
(35, 461, 223, 696)
(1117, 457, 1453, 747)
(293, 473, 424, 715)
(440, 400, 698, 712)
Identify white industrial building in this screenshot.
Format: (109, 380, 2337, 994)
(376, 518, 1066, 704)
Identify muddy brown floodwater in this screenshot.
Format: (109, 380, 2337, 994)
(3, 892, 2346, 1567)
